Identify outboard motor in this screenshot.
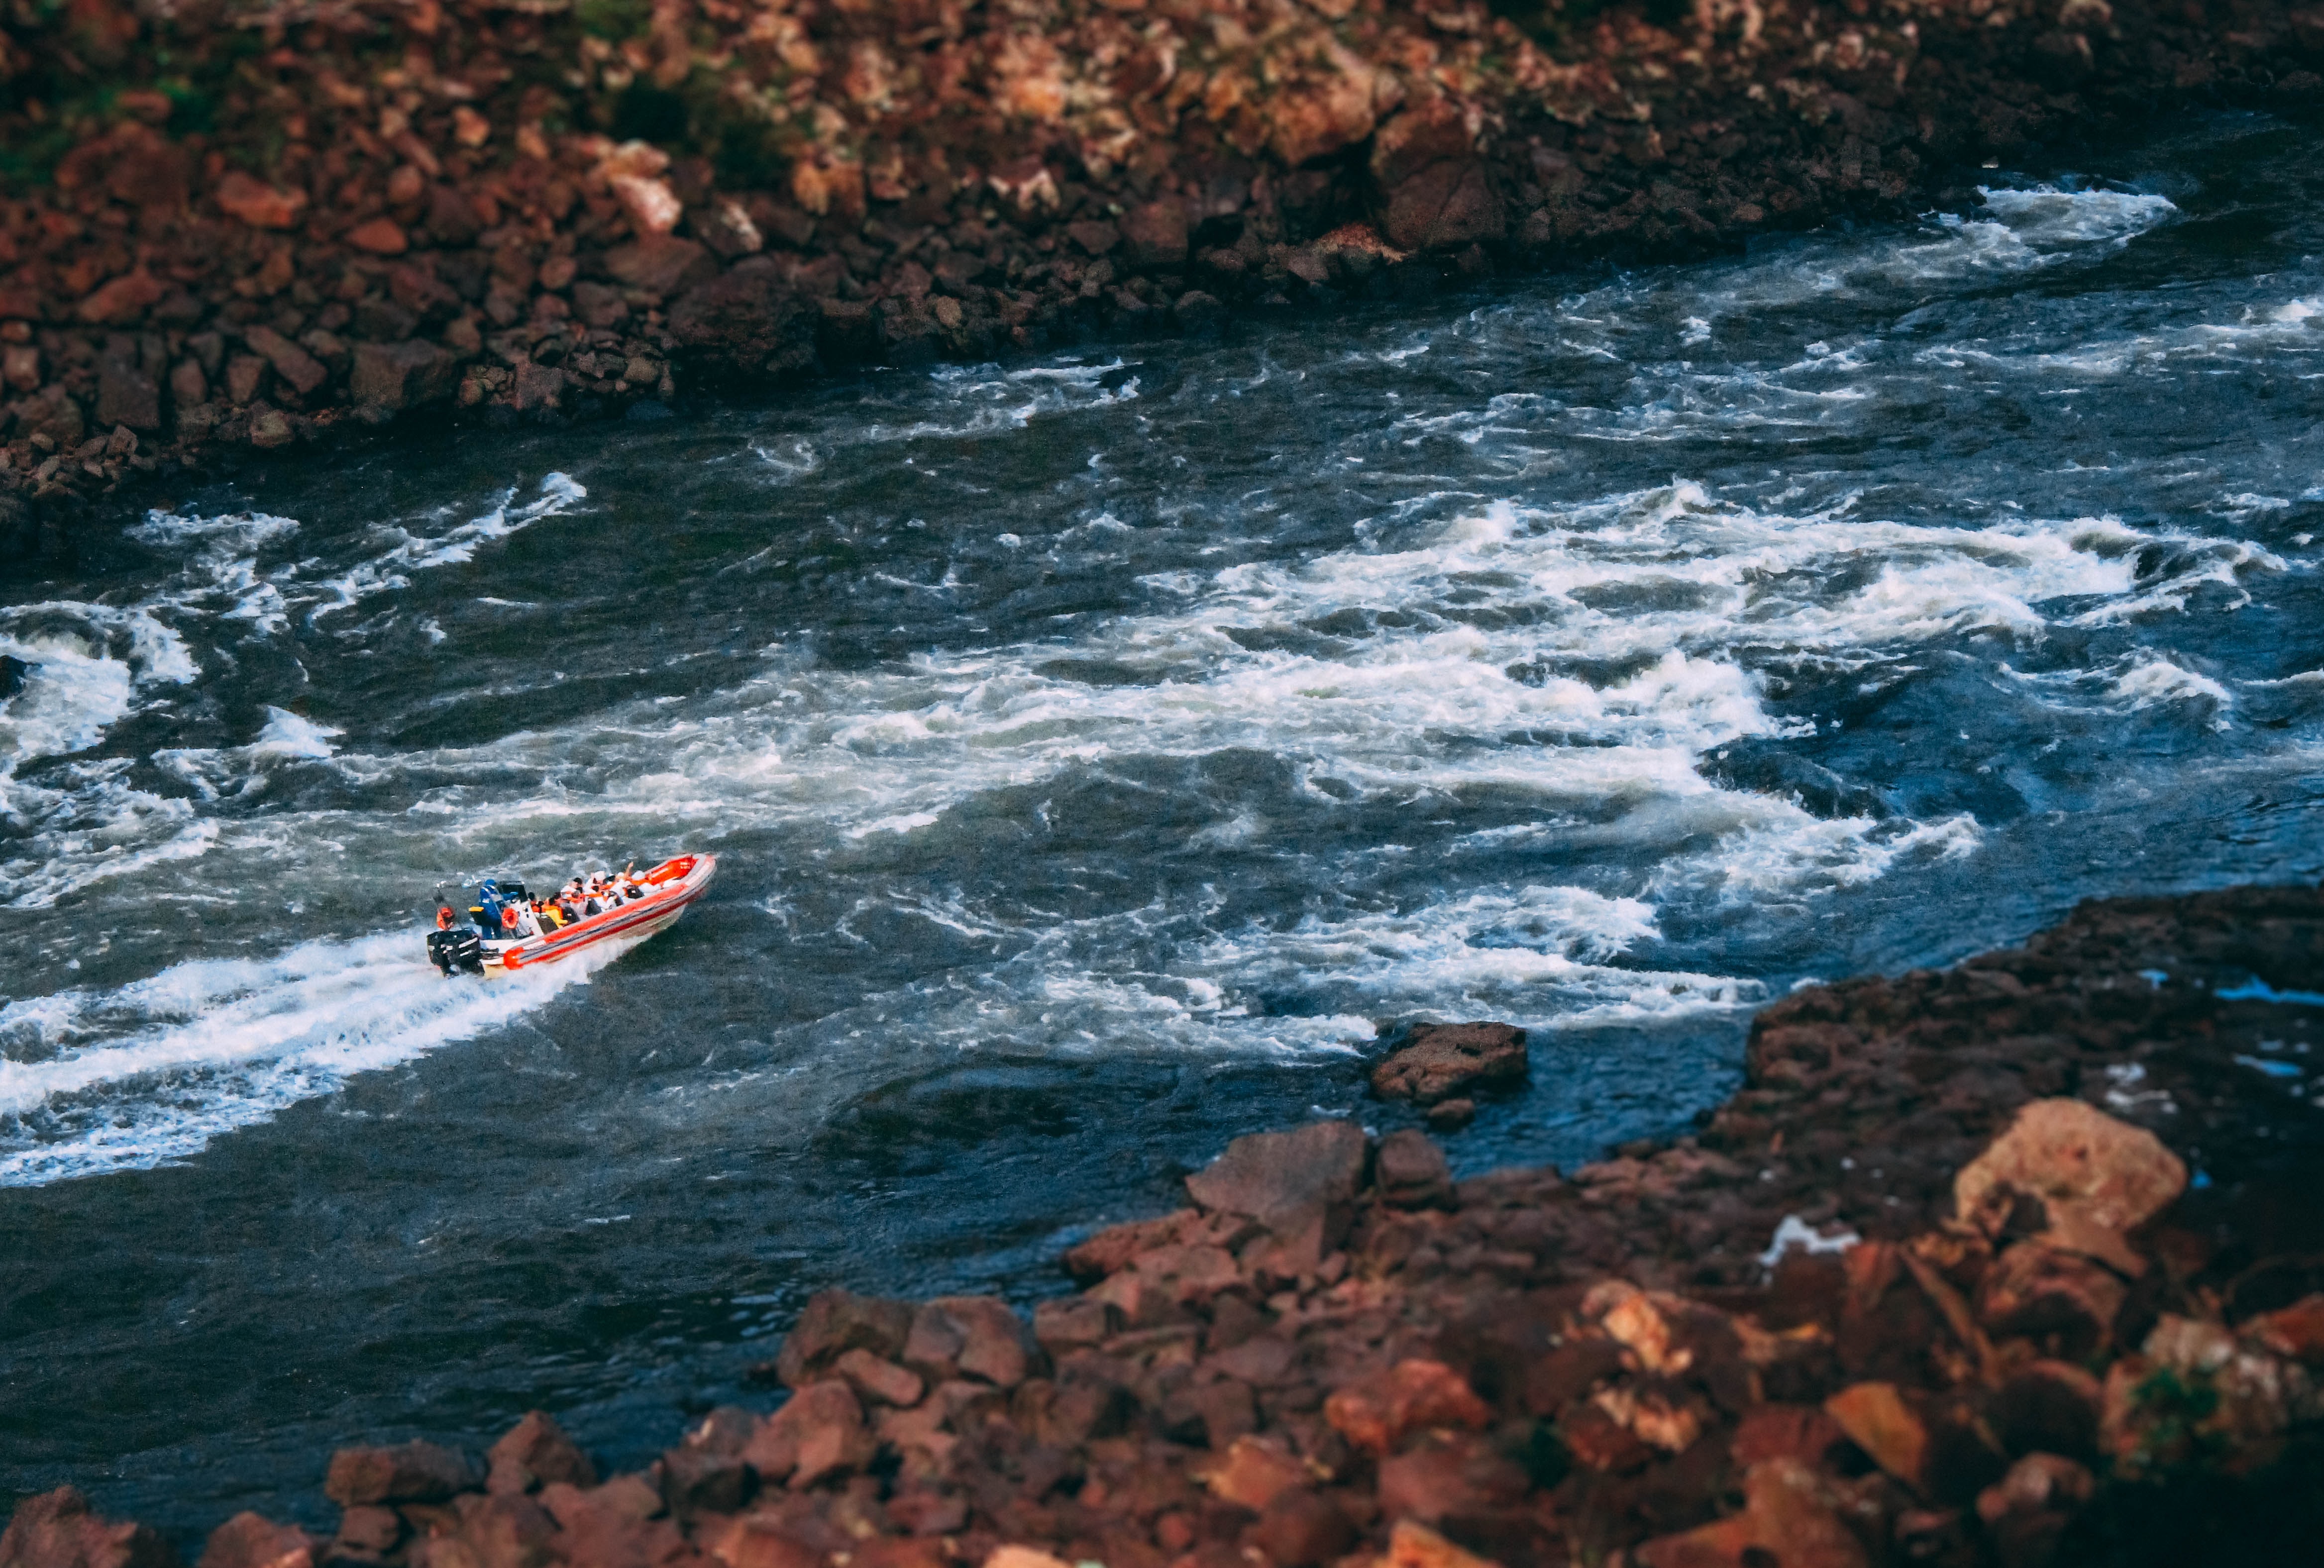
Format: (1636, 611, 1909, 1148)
(427, 926, 485, 976)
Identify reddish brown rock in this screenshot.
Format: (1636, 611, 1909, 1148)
(1119, 202, 1188, 271)
(832, 1347, 924, 1407)
(536, 1477, 686, 1568)
(224, 355, 267, 406)
(1974, 1453, 2095, 1568)
(1324, 1359, 1491, 1457)
(900, 1295, 1039, 1388)
(1823, 1381, 1929, 1491)
(1374, 1128, 1455, 1211)
(0, 1489, 175, 1568)
(2245, 1293, 2324, 1365)
(604, 237, 716, 300)
(1032, 1295, 1121, 1351)
(1370, 101, 1503, 255)
(1381, 1520, 1502, 1568)
(322, 1441, 479, 1507)
(1632, 1459, 1869, 1568)
(1376, 1432, 1528, 1523)
(512, 363, 566, 413)
(96, 345, 160, 431)
(1729, 1405, 1848, 1469)
(351, 341, 460, 414)
(485, 1411, 597, 1495)
(1954, 1098, 2187, 1236)
(1266, 54, 1384, 169)
(240, 328, 327, 397)
(741, 1379, 874, 1488)
(668, 258, 813, 368)
(1186, 1119, 1369, 1276)
(248, 408, 296, 450)
(660, 1444, 753, 1517)
(77, 272, 164, 326)
(213, 172, 307, 230)
(329, 1509, 399, 1557)
(1199, 1436, 1311, 1511)
(1252, 1489, 1356, 1568)
(345, 220, 409, 256)
(1977, 1243, 2128, 1358)
(1371, 1024, 1526, 1106)
(1993, 1362, 2104, 1461)
(195, 1514, 314, 1568)
(1423, 1098, 1476, 1133)
(428, 1494, 558, 1568)
(772, 1289, 914, 1388)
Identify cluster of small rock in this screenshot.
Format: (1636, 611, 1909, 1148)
(7, 884, 2321, 1568)
(5, 0, 2322, 537)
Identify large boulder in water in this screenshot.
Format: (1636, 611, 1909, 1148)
(1372, 1023, 1527, 1106)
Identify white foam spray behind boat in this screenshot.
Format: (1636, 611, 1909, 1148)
(0, 930, 620, 1186)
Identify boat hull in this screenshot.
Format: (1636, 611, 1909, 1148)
(480, 853, 716, 973)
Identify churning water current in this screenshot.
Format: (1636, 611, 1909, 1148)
(3, 112, 2322, 1528)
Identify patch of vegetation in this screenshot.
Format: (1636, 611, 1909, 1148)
(2125, 1366, 2229, 1471)
(576, 0, 653, 42)
(0, 118, 75, 189)
(600, 70, 801, 191)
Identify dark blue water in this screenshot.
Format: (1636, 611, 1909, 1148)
(2, 112, 2321, 1533)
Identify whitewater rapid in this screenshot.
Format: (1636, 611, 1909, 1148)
(1, 166, 2318, 1196)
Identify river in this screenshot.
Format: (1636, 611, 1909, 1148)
(2, 110, 2320, 1531)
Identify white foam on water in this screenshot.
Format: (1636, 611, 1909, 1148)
(1, 601, 206, 907)
(3, 478, 586, 909)
(306, 473, 586, 622)
(1178, 882, 1754, 1029)
(250, 708, 343, 760)
(835, 359, 1143, 447)
(1549, 183, 2179, 355)
(2107, 654, 2236, 729)
(0, 925, 621, 1185)
(324, 479, 2272, 906)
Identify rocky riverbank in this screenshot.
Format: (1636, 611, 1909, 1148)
(3, 0, 2324, 554)
(7, 881, 2322, 1568)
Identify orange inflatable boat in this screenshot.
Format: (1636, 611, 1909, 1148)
(430, 855, 717, 975)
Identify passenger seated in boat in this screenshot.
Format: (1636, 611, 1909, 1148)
(533, 898, 564, 931)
